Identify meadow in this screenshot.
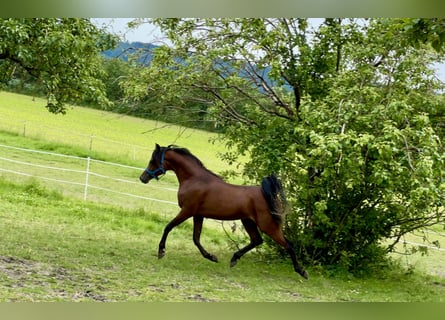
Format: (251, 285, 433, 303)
(1, 177, 444, 302)
(0, 91, 227, 170)
(0, 91, 444, 302)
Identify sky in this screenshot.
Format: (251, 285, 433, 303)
(92, 18, 163, 43)
(92, 18, 445, 83)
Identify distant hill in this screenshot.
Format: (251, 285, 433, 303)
(102, 42, 157, 64)
(102, 41, 284, 91)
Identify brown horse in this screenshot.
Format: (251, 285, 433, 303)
(140, 144, 308, 279)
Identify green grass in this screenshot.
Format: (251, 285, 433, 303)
(0, 178, 444, 302)
(1, 91, 445, 301)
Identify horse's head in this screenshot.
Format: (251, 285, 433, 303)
(140, 143, 167, 183)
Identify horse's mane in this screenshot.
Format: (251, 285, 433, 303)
(167, 145, 222, 179)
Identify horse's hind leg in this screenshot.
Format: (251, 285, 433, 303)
(230, 218, 263, 267)
(284, 238, 308, 279)
(259, 222, 308, 279)
(193, 215, 218, 262)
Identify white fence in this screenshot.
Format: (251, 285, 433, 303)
(0, 143, 179, 214)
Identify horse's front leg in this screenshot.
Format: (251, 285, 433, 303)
(193, 215, 218, 262)
(158, 208, 191, 259)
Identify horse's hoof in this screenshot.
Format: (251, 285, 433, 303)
(204, 253, 218, 263)
(158, 249, 165, 259)
(230, 259, 238, 268)
(300, 270, 309, 280)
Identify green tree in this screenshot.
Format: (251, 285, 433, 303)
(125, 18, 445, 271)
(0, 18, 117, 113)
(95, 57, 130, 107)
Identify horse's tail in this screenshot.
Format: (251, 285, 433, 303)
(261, 174, 287, 226)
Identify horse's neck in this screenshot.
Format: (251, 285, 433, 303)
(166, 152, 204, 183)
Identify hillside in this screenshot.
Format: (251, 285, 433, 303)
(102, 41, 157, 63)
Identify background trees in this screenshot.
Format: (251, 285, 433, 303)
(0, 18, 117, 113)
(124, 18, 445, 271)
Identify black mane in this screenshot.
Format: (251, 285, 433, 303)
(167, 145, 222, 179)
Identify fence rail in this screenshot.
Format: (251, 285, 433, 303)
(0, 143, 178, 210)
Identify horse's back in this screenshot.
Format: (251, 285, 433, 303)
(180, 179, 267, 221)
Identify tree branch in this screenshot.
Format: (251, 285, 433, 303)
(191, 82, 257, 126)
(0, 50, 41, 79)
(401, 134, 416, 172)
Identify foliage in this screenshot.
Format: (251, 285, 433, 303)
(0, 18, 117, 113)
(120, 32, 228, 131)
(94, 57, 130, 108)
(400, 18, 445, 53)
(124, 18, 445, 270)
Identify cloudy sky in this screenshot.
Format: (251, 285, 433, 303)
(92, 18, 162, 43)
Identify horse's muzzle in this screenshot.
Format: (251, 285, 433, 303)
(139, 173, 151, 184)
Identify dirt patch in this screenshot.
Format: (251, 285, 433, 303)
(0, 255, 110, 301)
(187, 294, 217, 302)
(72, 290, 109, 302)
(0, 256, 59, 287)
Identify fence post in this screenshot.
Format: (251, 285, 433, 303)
(89, 135, 94, 152)
(83, 156, 91, 200)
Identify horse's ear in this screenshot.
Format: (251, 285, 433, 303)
(155, 143, 161, 151)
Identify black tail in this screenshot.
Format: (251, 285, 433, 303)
(261, 174, 287, 225)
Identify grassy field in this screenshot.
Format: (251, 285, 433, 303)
(0, 91, 444, 301)
(0, 91, 228, 170)
(1, 178, 444, 302)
